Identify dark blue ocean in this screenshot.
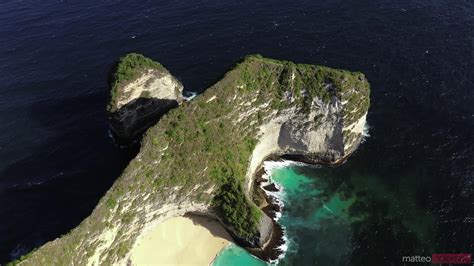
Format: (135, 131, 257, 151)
(0, 0, 473, 264)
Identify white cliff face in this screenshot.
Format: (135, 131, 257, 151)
(108, 68, 184, 141)
(245, 95, 368, 193)
(115, 69, 183, 110)
(343, 112, 367, 151)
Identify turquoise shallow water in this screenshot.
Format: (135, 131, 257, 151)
(212, 243, 266, 266)
(213, 163, 439, 266)
(272, 166, 358, 265)
(214, 165, 358, 266)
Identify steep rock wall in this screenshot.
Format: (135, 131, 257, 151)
(107, 54, 184, 141)
(246, 85, 368, 193)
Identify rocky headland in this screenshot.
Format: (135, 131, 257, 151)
(107, 53, 184, 142)
(15, 54, 370, 265)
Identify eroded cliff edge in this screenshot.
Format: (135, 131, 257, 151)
(17, 55, 370, 265)
(107, 53, 183, 141)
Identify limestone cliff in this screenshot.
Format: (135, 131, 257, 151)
(17, 55, 370, 265)
(107, 53, 183, 141)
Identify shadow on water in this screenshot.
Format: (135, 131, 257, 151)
(109, 97, 179, 144)
(0, 92, 140, 262)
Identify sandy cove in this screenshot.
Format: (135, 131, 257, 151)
(129, 214, 231, 266)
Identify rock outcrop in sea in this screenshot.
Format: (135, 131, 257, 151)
(17, 54, 370, 265)
(107, 53, 183, 141)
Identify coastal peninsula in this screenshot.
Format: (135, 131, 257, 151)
(15, 54, 370, 265)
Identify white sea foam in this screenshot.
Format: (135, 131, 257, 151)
(262, 160, 307, 175)
(259, 159, 310, 264)
(268, 225, 292, 265)
(9, 171, 66, 189)
(361, 121, 371, 143)
(260, 161, 286, 222)
(107, 128, 119, 147)
(107, 128, 114, 140)
(182, 91, 198, 101)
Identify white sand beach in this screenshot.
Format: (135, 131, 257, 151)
(129, 215, 231, 265)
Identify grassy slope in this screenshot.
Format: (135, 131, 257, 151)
(15, 55, 369, 265)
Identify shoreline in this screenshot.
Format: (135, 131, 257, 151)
(209, 243, 229, 266)
(127, 152, 357, 265)
(246, 151, 357, 262)
(128, 214, 231, 266)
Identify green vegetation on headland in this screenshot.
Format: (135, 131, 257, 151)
(16, 54, 370, 265)
(214, 178, 262, 239)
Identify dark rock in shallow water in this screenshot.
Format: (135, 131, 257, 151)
(272, 203, 281, 213)
(263, 183, 279, 192)
(254, 176, 268, 184)
(248, 192, 285, 261)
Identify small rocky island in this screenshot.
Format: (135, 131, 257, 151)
(17, 54, 370, 265)
(107, 54, 184, 141)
